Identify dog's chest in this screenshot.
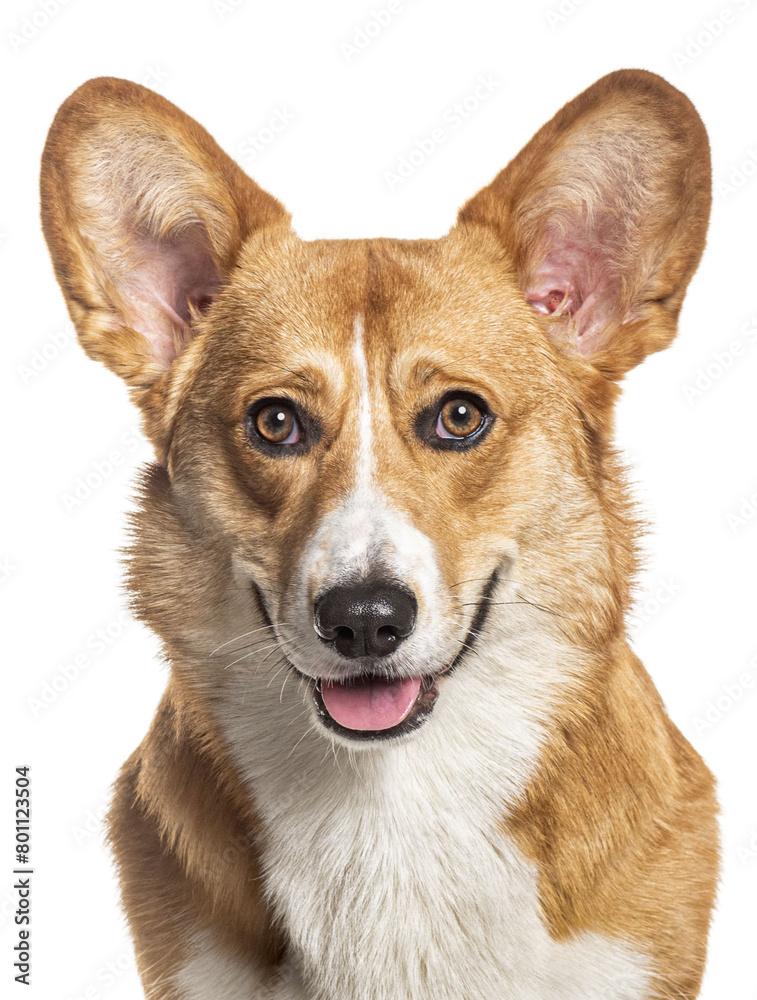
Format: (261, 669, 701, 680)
(238, 740, 652, 1000)
(205, 650, 657, 1000)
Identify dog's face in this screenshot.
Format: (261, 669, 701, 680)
(158, 232, 601, 741)
(41, 72, 710, 745)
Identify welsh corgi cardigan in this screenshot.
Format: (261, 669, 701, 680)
(41, 70, 718, 1000)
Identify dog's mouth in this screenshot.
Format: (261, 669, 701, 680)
(311, 671, 442, 742)
(253, 568, 499, 743)
(303, 568, 498, 743)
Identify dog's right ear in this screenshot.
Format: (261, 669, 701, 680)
(40, 77, 290, 390)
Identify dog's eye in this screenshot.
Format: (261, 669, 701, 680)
(436, 398, 485, 439)
(245, 398, 307, 453)
(415, 392, 492, 451)
(255, 403, 299, 444)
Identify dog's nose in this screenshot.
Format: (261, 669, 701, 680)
(314, 582, 417, 659)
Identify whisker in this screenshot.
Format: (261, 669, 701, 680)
(465, 596, 580, 625)
(279, 673, 290, 703)
(220, 634, 289, 657)
(287, 723, 315, 759)
(224, 639, 284, 670)
(266, 662, 289, 689)
(260, 636, 299, 666)
(448, 577, 492, 590)
(210, 622, 289, 657)
(508, 597, 578, 623)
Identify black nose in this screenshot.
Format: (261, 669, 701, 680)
(314, 582, 417, 659)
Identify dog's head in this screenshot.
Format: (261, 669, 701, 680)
(41, 72, 709, 746)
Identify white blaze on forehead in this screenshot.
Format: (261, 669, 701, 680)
(287, 311, 446, 669)
(352, 312, 373, 494)
(341, 312, 439, 594)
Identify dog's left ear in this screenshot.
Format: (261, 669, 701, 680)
(458, 70, 711, 379)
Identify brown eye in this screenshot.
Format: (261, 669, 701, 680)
(245, 397, 319, 457)
(416, 392, 492, 451)
(254, 403, 300, 445)
(437, 398, 484, 439)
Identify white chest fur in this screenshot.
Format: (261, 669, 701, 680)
(204, 633, 653, 1000)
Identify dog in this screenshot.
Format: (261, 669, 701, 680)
(40, 69, 718, 1000)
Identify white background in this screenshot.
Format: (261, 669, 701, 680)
(2, 0, 756, 997)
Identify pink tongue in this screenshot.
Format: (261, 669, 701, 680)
(321, 676, 422, 731)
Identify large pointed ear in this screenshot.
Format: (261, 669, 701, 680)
(40, 77, 291, 389)
(457, 70, 711, 379)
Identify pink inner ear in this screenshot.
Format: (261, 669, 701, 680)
(121, 231, 220, 369)
(527, 282, 579, 317)
(525, 228, 621, 357)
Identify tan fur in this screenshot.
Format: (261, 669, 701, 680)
(505, 644, 718, 998)
(109, 676, 284, 995)
(40, 70, 718, 999)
